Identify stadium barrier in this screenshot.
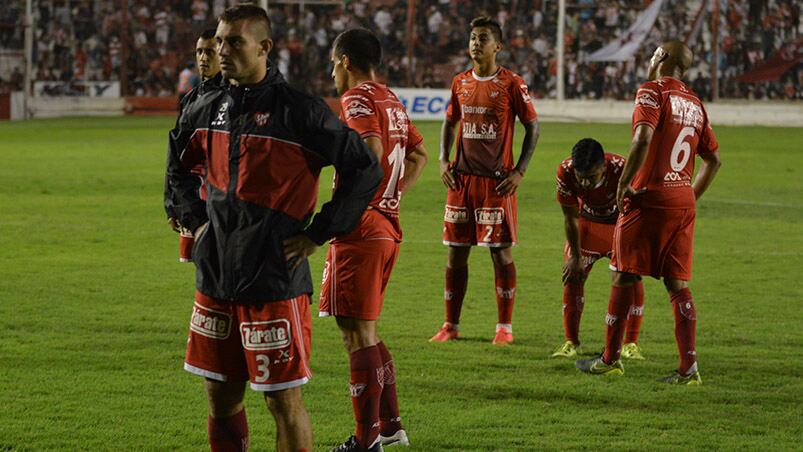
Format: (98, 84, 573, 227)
(4, 90, 801, 127)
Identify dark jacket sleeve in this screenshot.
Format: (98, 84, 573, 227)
(292, 96, 383, 245)
(163, 93, 194, 220)
(164, 96, 208, 233)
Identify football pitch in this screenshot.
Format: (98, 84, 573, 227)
(0, 116, 801, 451)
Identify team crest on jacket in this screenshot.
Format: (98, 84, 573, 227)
(254, 112, 271, 127)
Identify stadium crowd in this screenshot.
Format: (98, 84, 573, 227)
(1, 0, 799, 100)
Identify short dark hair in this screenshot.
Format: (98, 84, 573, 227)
(333, 28, 382, 74)
(219, 4, 272, 39)
(199, 29, 217, 40)
(571, 138, 605, 172)
(470, 16, 503, 43)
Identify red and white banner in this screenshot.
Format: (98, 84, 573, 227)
(736, 38, 803, 83)
(588, 0, 665, 62)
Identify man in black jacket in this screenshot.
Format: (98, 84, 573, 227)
(164, 5, 382, 451)
(165, 28, 221, 263)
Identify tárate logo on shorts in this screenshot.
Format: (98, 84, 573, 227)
(190, 303, 232, 339)
(240, 319, 292, 351)
(475, 208, 504, 225)
(444, 205, 469, 223)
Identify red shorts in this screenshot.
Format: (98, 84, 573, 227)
(610, 207, 696, 280)
(564, 218, 615, 273)
(319, 238, 400, 320)
(184, 291, 312, 392)
(443, 173, 517, 247)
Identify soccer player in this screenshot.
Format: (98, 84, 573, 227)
(430, 16, 540, 345)
(320, 28, 428, 452)
(165, 5, 382, 451)
(576, 41, 721, 384)
(551, 138, 646, 359)
(165, 28, 221, 263)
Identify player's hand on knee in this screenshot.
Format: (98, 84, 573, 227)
(283, 234, 318, 270)
(562, 256, 585, 284)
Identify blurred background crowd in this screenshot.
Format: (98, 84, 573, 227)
(0, 0, 800, 100)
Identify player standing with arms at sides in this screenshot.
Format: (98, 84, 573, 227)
(551, 138, 646, 359)
(165, 28, 221, 263)
(165, 5, 382, 451)
(576, 41, 721, 384)
(430, 16, 540, 345)
(321, 29, 428, 452)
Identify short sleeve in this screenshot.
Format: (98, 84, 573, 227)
(698, 111, 719, 155)
(406, 120, 424, 153)
(445, 77, 461, 123)
(556, 161, 577, 206)
(511, 75, 538, 124)
(341, 91, 382, 139)
(632, 84, 662, 132)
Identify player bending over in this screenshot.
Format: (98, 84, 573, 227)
(552, 138, 647, 359)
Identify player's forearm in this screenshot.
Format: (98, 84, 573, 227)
(514, 120, 540, 174)
(693, 153, 722, 200)
(439, 120, 457, 163)
(619, 126, 653, 188)
(564, 215, 581, 257)
(401, 145, 428, 194)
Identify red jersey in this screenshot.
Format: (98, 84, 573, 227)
(446, 67, 537, 178)
(631, 76, 719, 209)
(337, 81, 423, 241)
(556, 153, 625, 224)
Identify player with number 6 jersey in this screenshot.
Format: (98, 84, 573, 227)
(321, 29, 428, 452)
(576, 41, 721, 384)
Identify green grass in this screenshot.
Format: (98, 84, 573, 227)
(0, 117, 801, 451)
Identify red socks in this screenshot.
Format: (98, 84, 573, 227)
(444, 266, 468, 324)
(625, 279, 645, 344)
(494, 262, 516, 325)
(376, 342, 402, 436)
(562, 282, 584, 344)
(603, 285, 635, 363)
(670, 288, 697, 375)
(349, 346, 383, 449)
(208, 409, 249, 452)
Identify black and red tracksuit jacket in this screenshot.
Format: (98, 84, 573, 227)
(164, 72, 222, 220)
(165, 65, 382, 303)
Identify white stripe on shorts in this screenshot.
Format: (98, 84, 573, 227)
(250, 376, 309, 392)
(184, 362, 227, 382)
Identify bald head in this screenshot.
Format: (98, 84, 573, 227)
(647, 41, 693, 80)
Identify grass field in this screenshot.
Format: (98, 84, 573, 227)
(0, 116, 801, 451)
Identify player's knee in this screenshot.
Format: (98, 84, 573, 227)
(447, 246, 471, 268)
(204, 379, 245, 418)
(611, 271, 638, 286)
(664, 278, 688, 293)
(265, 387, 304, 418)
(490, 246, 513, 266)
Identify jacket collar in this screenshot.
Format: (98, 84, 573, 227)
(219, 61, 285, 94)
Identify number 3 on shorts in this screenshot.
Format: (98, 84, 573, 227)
(255, 354, 270, 382)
